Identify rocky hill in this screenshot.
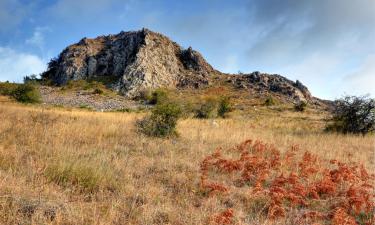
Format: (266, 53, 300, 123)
(42, 28, 316, 103)
(42, 28, 213, 97)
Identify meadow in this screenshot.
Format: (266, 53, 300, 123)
(0, 97, 373, 224)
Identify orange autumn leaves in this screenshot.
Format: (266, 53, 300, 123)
(200, 140, 374, 225)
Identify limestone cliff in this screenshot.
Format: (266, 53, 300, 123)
(43, 28, 213, 97)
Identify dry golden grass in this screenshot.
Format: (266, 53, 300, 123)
(0, 100, 373, 224)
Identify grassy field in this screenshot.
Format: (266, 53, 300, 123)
(0, 97, 373, 224)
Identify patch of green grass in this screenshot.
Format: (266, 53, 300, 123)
(264, 96, 276, 106)
(147, 88, 169, 105)
(79, 104, 91, 109)
(217, 96, 233, 118)
(45, 159, 118, 193)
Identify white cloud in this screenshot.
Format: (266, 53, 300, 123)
(26, 27, 50, 50)
(0, 47, 46, 82)
(341, 55, 375, 97)
(243, 0, 375, 99)
(276, 52, 341, 99)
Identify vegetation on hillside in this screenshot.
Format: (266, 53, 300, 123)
(195, 97, 218, 119)
(0, 82, 41, 103)
(137, 102, 182, 137)
(217, 96, 233, 118)
(294, 101, 307, 112)
(326, 95, 375, 134)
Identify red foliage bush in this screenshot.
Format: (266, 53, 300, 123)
(200, 139, 374, 225)
(210, 208, 234, 225)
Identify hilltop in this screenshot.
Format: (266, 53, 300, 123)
(41, 28, 324, 107)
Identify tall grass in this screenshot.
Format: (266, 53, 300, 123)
(0, 101, 373, 224)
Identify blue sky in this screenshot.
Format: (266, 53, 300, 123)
(0, 0, 374, 99)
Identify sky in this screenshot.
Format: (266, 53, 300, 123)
(0, 0, 374, 100)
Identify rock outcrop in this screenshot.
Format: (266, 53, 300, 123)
(226, 71, 312, 102)
(43, 28, 316, 102)
(43, 28, 213, 97)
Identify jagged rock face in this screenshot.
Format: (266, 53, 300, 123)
(227, 71, 312, 102)
(44, 29, 214, 97)
(43, 28, 316, 102)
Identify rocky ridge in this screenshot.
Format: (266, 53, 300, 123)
(226, 71, 313, 102)
(43, 28, 213, 97)
(43, 28, 316, 103)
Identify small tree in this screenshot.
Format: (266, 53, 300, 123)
(138, 102, 182, 137)
(217, 96, 232, 118)
(326, 95, 374, 134)
(23, 74, 40, 84)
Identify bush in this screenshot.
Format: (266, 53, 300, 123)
(93, 88, 103, 95)
(148, 88, 168, 105)
(217, 96, 232, 118)
(326, 95, 374, 134)
(264, 96, 275, 106)
(11, 83, 41, 103)
(138, 102, 182, 137)
(195, 98, 218, 119)
(294, 101, 307, 112)
(0, 82, 19, 96)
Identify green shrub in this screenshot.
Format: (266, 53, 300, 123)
(294, 101, 307, 112)
(11, 83, 41, 103)
(138, 102, 182, 137)
(179, 101, 195, 118)
(0, 82, 19, 96)
(325, 95, 374, 134)
(264, 96, 275, 106)
(195, 98, 218, 119)
(79, 104, 91, 109)
(217, 96, 233, 118)
(93, 88, 103, 95)
(148, 88, 168, 105)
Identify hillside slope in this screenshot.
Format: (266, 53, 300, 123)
(0, 100, 373, 224)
